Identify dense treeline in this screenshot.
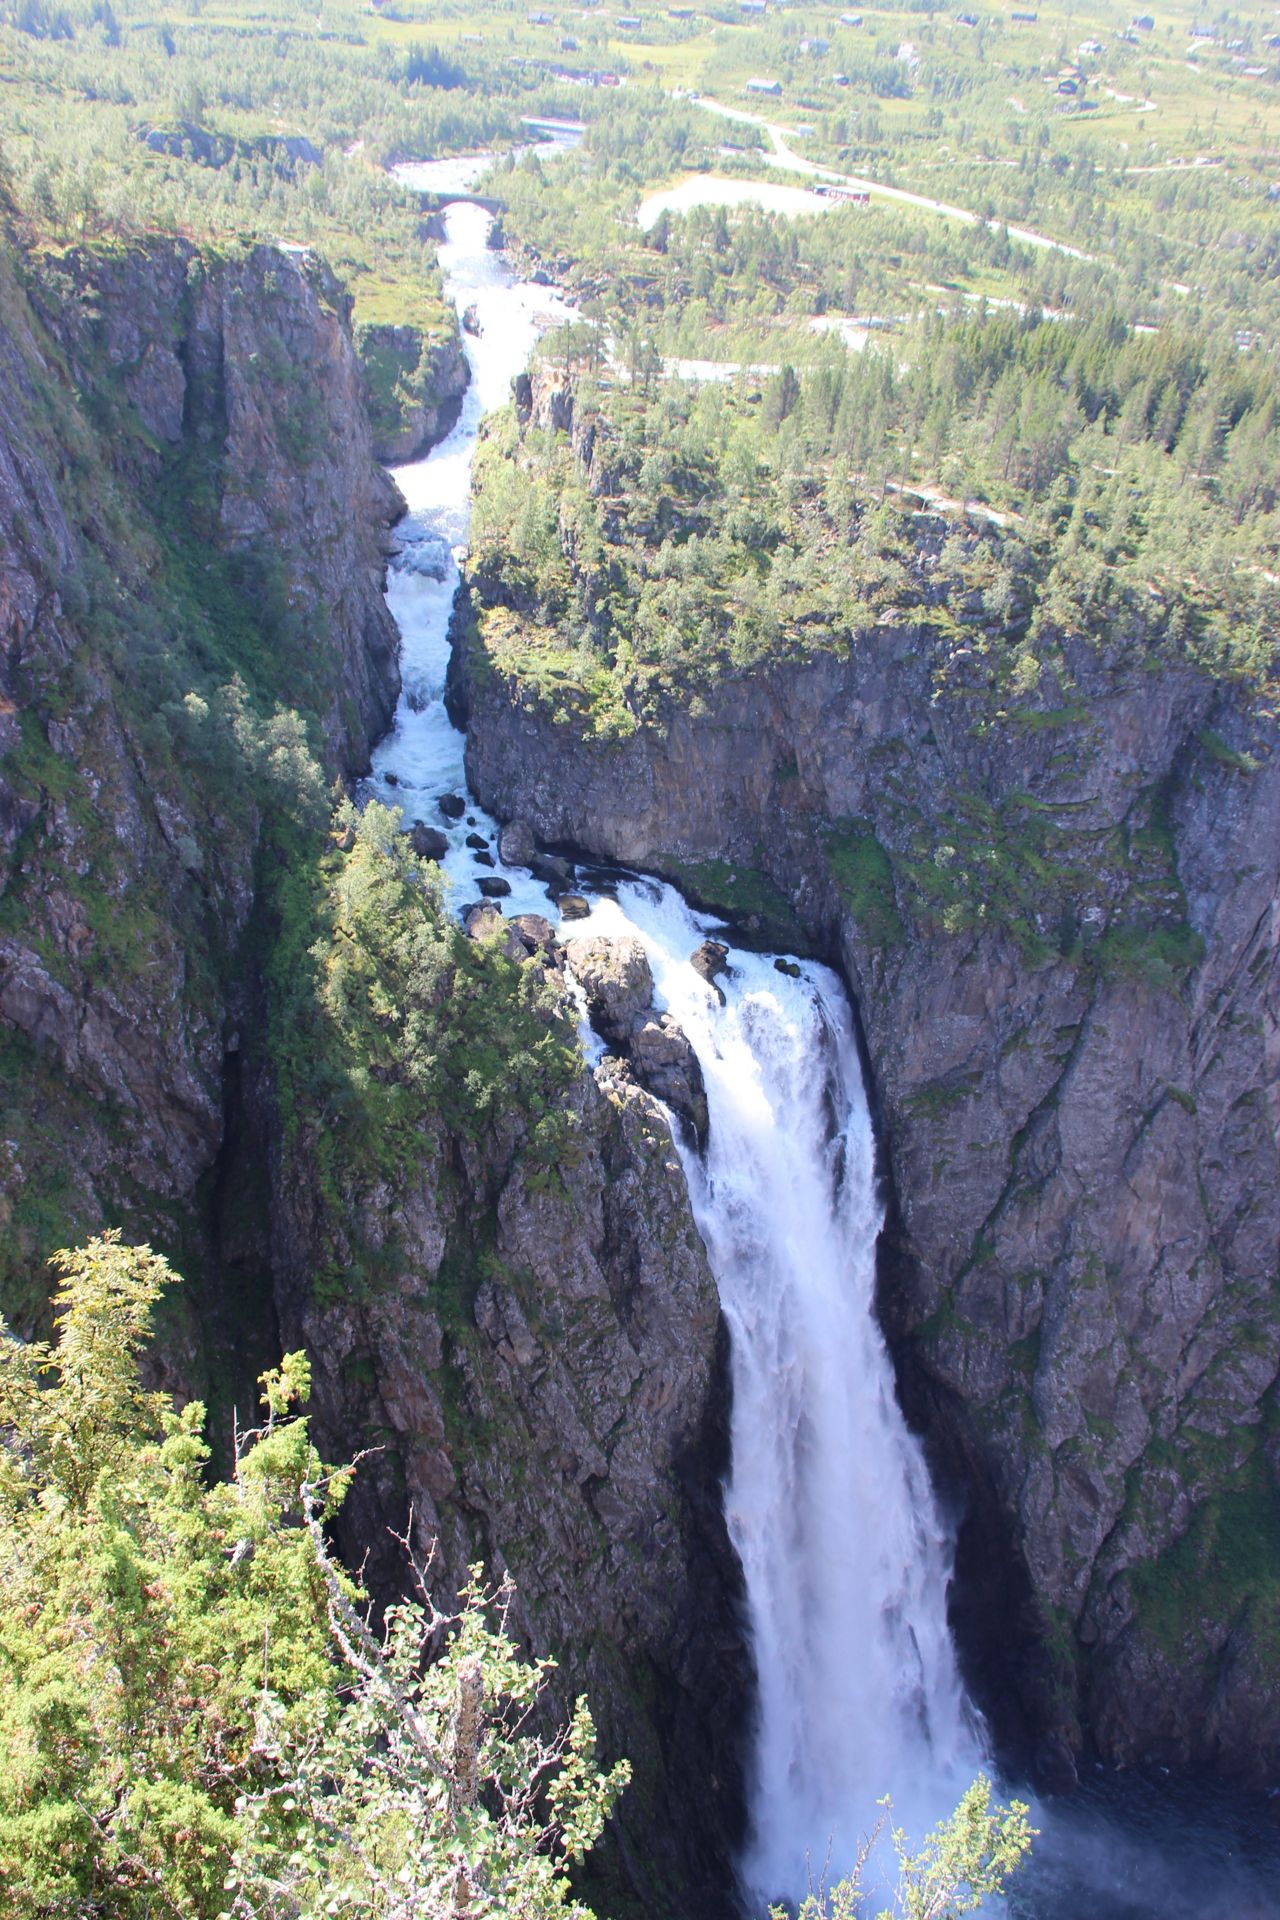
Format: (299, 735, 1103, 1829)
(470, 314, 1276, 736)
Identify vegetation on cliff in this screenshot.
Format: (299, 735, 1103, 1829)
(469, 332, 1275, 736)
(0, 204, 402, 1335)
(267, 799, 579, 1301)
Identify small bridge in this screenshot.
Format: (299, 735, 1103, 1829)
(411, 190, 506, 215)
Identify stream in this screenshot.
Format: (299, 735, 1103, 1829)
(361, 195, 1280, 1920)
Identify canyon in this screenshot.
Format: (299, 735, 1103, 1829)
(1, 191, 1278, 1920)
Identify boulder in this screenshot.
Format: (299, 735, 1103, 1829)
(465, 832, 489, 850)
(565, 935, 654, 1046)
(558, 894, 590, 921)
(477, 876, 511, 899)
(437, 792, 467, 819)
(463, 903, 526, 963)
(774, 957, 802, 979)
(408, 823, 449, 860)
(531, 851, 574, 886)
(562, 935, 709, 1146)
(512, 914, 557, 954)
(474, 851, 495, 868)
(498, 818, 537, 867)
(628, 1013, 709, 1150)
(690, 940, 730, 984)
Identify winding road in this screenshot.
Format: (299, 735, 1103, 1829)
(693, 96, 1096, 262)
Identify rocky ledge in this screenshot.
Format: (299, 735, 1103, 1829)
(356, 316, 471, 464)
(566, 932, 709, 1148)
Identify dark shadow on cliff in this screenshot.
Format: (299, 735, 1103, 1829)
(834, 972, 1070, 1794)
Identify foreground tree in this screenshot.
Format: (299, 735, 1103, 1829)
(769, 1774, 1035, 1920)
(0, 1232, 1029, 1919)
(0, 1234, 628, 1918)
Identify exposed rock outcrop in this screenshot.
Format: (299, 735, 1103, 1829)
(48, 237, 404, 769)
(267, 926, 745, 1915)
(567, 934, 655, 1045)
(135, 121, 323, 175)
(0, 226, 400, 1348)
(457, 393, 1280, 1785)
(356, 316, 470, 463)
(566, 934, 710, 1147)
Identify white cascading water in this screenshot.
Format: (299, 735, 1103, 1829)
(370, 192, 983, 1912)
(562, 886, 984, 1906)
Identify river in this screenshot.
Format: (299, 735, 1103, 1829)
(362, 196, 1280, 1920)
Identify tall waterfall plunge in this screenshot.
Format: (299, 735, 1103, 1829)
(368, 197, 984, 1911)
(566, 888, 984, 1904)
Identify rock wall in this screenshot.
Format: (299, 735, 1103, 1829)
(456, 375, 1280, 1787)
(52, 238, 404, 767)
(0, 225, 400, 1346)
(0, 227, 749, 1915)
(355, 316, 470, 463)
(266, 954, 746, 1913)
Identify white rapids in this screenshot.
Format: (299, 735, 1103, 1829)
(367, 195, 983, 1912)
(363, 200, 574, 917)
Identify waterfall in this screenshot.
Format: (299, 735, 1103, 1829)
(371, 196, 983, 1915)
(562, 887, 983, 1907)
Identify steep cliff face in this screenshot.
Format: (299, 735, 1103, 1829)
(0, 225, 400, 1349)
(456, 374, 1280, 1785)
(279, 1067, 744, 1910)
(262, 879, 746, 1915)
(355, 315, 470, 463)
(52, 239, 405, 766)
(1, 238, 748, 1916)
